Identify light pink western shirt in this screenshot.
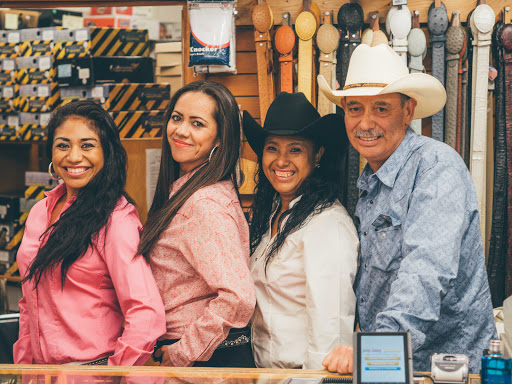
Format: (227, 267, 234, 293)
(150, 172, 256, 367)
(13, 183, 166, 366)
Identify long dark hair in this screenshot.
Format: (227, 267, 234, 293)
(250, 135, 346, 269)
(138, 80, 242, 260)
(23, 100, 132, 287)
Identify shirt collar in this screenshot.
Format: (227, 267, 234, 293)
(170, 165, 204, 196)
(358, 127, 418, 190)
(44, 182, 72, 203)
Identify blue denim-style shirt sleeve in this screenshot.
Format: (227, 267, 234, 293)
(375, 159, 467, 347)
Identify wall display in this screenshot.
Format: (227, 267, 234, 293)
(387, 4, 411, 66)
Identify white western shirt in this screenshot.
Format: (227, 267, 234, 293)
(251, 198, 359, 369)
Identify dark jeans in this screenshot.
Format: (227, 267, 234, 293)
(153, 327, 255, 368)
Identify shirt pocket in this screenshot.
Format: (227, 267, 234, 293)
(371, 214, 402, 272)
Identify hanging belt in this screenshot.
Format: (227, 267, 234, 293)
(469, 2, 495, 244)
(487, 16, 507, 307)
(456, 30, 467, 155)
(337, 1, 363, 218)
(316, 10, 339, 116)
(252, 2, 274, 123)
(408, 10, 427, 135)
(275, 13, 295, 94)
(444, 10, 465, 150)
(387, 5, 411, 67)
(296, 10, 317, 102)
(428, 1, 449, 142)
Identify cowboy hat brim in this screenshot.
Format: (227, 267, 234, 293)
(317, 73, 447, 120)
(242, 110, 348, 156)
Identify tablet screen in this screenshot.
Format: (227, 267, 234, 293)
(359, 334, 408, 384)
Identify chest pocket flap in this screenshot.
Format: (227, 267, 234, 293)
(371, 214, 402, 271)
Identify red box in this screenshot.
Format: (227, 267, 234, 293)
(84, 16, 132, 29)
(90, 7, 132, 16)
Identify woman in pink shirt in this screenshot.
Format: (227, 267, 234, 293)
(138, 81, 256, 367)
(13, 100, 166, 366)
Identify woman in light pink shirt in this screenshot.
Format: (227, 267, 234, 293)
(138, 81, 256, 367)
(13, 100, 166, 366)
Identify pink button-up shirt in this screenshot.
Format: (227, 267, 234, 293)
(150, 172, 256, 367)
(13, 183, 166, 366)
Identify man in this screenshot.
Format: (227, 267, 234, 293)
(317, 44, 497, 373)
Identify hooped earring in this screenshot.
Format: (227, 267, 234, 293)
(315, 163, 320, 169)
(48, 162, 61, 181)
(208, 145, 219, 162)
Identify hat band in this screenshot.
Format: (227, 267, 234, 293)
(342, 82, 388, 90)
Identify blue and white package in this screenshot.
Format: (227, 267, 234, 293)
(189, 2, 233, 67)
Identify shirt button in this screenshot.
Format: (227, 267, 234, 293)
(370, 200, 374, 204)
(363, 231, 367, 236)
(361, 298, 365, 303)
(364, 263, 367, 268)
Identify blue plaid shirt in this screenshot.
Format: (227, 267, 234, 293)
(354, 127, 497, 373)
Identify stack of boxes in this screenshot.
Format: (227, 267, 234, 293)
(0, 24, 174, 141)
(155, 42, 182, 98)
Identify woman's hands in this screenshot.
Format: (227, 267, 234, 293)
(322, 345, 354, 374)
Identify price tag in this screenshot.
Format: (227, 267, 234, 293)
(79, 68, 90, 80)
(40, 113, 51, 126)
(2, 59, 14, 71)
(63, 15, 85, 30)
(2, 86, 13, 98)
(42, 30, 55, 41)
(39, 56, 51, 71)
(8, 115, 18, 127)
(7, 32, 19, 43)
(76, 29, 89, 41)
(57, 63, 72, 78)
(4, 13, 18, 30)
(392, 0, 407, 5)
(37, 86, 49, 98)
(92, 86, 104, 98)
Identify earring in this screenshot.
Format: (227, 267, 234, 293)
(48, 162, 61, 181)
(208, 145, 219, 162)
(315, 163, 320, 168)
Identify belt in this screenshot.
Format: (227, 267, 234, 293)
(408, 10, 427, 135)
(337, 0, 363, 218)
(296, 5, 317, 102)
(274, 13, 295, 94)
(469, 2, 495, 243)
(316, 10, 339, 116)
(456, 29, 468, 155)
(387, 5, 411, 67)
(461, 21, 470, 167)
(487, 16, 507, 307)
(252, 1, 274, 123)
(428, 1, 449, 142)
(444, 10, 465, 150)
(65, 354, 112, 366)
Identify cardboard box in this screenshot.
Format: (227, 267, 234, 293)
(0, 30, 21, 43)
(55, 57, 93, 87)
(111, 110, 165, 138)
(0, 195, 20, 223)
(19, 40, 57, 57)
(156, 65, 182, 76)
(93, 56, 154, 84)
(103, 83, 170, 111)
(155, 77, 181, 97)
(20, 27, 60, 42)
(130, 18, 159, 41)
(90, 28, 149, 57)
(155, 41, 182, 53)
(0, 10, 40, 30)
(156, 52, 181, 68)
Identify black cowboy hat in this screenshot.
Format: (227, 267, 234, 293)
(242, 92, 348, 155)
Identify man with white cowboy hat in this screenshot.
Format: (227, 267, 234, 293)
(318, 44, 496, 374)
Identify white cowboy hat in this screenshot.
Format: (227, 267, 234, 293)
(317, 44, 447, 119)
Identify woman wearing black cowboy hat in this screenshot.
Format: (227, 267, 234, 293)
(243, 92, 359, 369)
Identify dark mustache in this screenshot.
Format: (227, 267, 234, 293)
(354, 130, 384, 138)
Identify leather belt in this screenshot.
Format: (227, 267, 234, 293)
(456, 30, 468, 155)
(252, 1, 275, 123)
(469, 2, 495, 244)
(444, 10, 465, 150)
(274, 13, 295, 94)
(461, 20, 471, 166)
(408, 10, 427, 135)
(428, 1, 449, 142)
(296, 7, 317, 102)
(337, 0, 363, 218)
(316, 11, 339, 116)
(387, 5, 411, 67)
(487, 15, 507, 307)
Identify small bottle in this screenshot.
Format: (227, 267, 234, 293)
(481, 339, 512, 384)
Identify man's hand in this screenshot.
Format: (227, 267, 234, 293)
(154, 345, 174, 366)
(322, 345, 354, 374)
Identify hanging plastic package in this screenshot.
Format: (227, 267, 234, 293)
(188, 0, 237, 74)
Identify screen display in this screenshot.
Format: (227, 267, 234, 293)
(359, 334, 407, 384)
